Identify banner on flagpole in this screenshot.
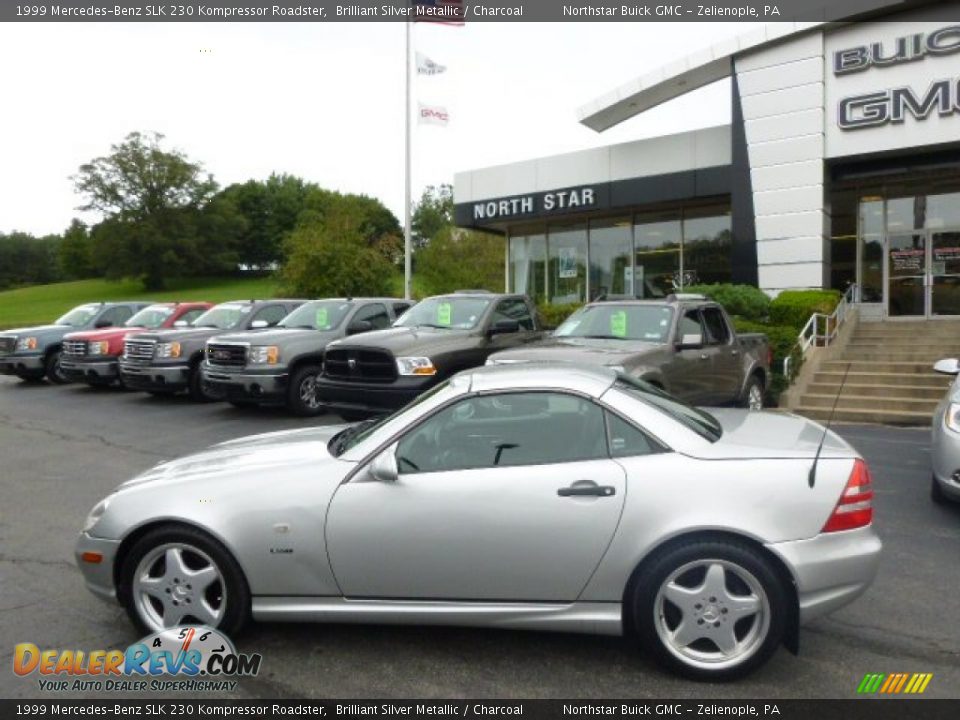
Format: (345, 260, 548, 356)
(418, 103, 450, 126)
(416, 52, 447, 75)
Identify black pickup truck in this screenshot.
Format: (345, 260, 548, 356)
(314, 292, 543, 420)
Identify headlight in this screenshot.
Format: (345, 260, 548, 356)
(396, 356, 436, 376)
(82, 497, 111, 533)
(249, 345, 279, 364)
(945, 403, 960, 433)
(155, 342, 181, 359)
(88, 341, 109, 355)
(16, 337, 37, 351)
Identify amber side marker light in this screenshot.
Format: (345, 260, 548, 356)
(81, 552, 103, 564)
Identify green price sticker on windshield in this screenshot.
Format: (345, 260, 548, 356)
(610, 310, 627, 338)
(315, 307, 329, 328)
(437, 302, 452, 326)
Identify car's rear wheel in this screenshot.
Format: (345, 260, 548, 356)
(119, 526, 249, 636)
(932, 474, 949, 505)
(45, 350, 68, 384)
(288, 364, 325, 417)
(740, 375, 765, 411)
(631, 539, 787, 681)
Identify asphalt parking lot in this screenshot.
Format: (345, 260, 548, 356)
(1, 375, 959, 700)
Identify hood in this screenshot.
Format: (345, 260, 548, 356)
(0, 323, 73, 338)
(490, 337, 661, 366)
(329, 326, 474, 356)
(692, 408, 858, 460)
(65, 326, 143, 342)
(116, 424, 350, 493)
(130, 326, 230, 343)
(211, 327, 340, 346)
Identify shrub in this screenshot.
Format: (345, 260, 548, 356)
(537, 302, 582, 329)
(684, 283, 770, 322)
(769, 289, 842, 330)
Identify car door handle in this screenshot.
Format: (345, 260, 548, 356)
(558, 485, 616, 497)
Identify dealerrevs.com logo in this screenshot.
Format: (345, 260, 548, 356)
(857, 672, 934, 695)
(13, 626, 262, 692)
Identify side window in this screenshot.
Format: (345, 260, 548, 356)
(701, 307, 730, 345)
(492, 298, 534, 330)
(678, 309, 703, 340)
(605, 411, 662, 458)
(354, 303, 391, 330)
(251, 305, 287, 327)
(178, 308, 205, 326)
(395, 392, 607, 474)
(392, 302, 412, 317)
(99, 307, 132, 327)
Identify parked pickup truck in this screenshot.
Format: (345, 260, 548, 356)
(120, 299, 306, 400)
(61, 302, 213, 387)
(0, 302, 152, 384)
(487, 294, 771, 409)
(200, 297, 413, 415)
(315, 291, 544, 420)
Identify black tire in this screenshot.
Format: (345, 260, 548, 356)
(739, 375, 765, 410)
(118, 525, 250, 637)
(17, 371, 45, 383)
(630, 538, 788, 681)
(339, 410, 371, 423)
(45, 350, 69, 384)
(287, 364, 326, 417)
(932, 475, 949, 505)
(187, 362, 212, 402)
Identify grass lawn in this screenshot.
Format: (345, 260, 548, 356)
(0, 276, 280, 329)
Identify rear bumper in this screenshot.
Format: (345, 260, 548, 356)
(119, 361, 190, 392)
(74, 532, 121, 603)
(60, 358, 119, 383)
(767, 525, 882, 624)
(201, 365, 288, 403)
(315, 375, 438, 415)
(0, 353, 44, 374)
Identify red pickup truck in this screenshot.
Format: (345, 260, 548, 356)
(60, 302, 212, 387)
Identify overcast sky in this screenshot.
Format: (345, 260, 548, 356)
(0, 21, 750, 236)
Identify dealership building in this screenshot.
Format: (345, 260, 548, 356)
(453, 3, 960, 319)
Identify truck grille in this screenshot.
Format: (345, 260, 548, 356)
(324, 348, 397, 382)
(0, 335, 15, 355)
(124, 339, 156, 362)
(206, 342, 247, 368)
(64, 340, 88, 357)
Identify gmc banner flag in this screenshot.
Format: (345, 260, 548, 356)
(412, 0, 466, 25)
(418, 103, 450, 126)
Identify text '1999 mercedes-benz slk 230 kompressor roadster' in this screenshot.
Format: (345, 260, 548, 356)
(75, 364, 881, 681)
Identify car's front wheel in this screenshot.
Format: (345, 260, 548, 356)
(631, 539, 788, 681)
(45, 349, 69, 384)
(119, 526, 250, 636)
(288, 364, 326, 417)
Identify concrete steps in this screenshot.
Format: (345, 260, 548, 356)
(790, 320, 960, 426)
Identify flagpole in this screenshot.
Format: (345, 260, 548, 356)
(403, 21, 413, 301)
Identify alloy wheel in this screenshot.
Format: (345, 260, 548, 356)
(748, 383, 764, 411)
(132, 542, 226, 631)
(299, 374, 322, 410)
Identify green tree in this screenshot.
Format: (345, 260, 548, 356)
(412, 184, 453, 249)
(59, 219, 96, 279)
(73, 131, 220, 289)
(0, 231, 63, 290)
(415, 227, 505, 295)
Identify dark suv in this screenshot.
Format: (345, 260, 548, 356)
(119, 299, 305, 400)
(200, 297, 412, 415)
(315, 292, 543, 420)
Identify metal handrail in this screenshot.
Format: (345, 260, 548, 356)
(783, 284, 857, 380)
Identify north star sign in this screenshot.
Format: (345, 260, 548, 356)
(835, 25, 960, 131)
(472, 187, 597, 221)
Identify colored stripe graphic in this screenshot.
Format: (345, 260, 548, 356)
(857, 673, 932, 694)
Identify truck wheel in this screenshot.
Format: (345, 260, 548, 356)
(740, 376, 765, 411)
(288, 364, 326, 417)
(187, 363, 212, 402)
(118, 525, 249, 636)
(17, 371, 45, 383)
(631, 539, 787, 681)
(45, 350, 69, 384)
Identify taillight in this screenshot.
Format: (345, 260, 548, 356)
(822, 458, 874, 532)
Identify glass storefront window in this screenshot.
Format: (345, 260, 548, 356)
(858, 197, 884, 304)
(683, 206, 731, 287)
(508, 231, 547, 304)
(634, 212, 681, 298)
(548, 223, 587, 304)
(588, 218, 632, 300)
(926, 192, 960, 229)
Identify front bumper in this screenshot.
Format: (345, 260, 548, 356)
(201, 365, 289, 403)
(120, 361, 190, 392)
(0, 353, 44, 374)
(60, 358, 119, 383)
(315, 375, 438, 414)
(767, 525, 882, 624)
(74, 532, 122, 603)
(930, 412, 960, 501)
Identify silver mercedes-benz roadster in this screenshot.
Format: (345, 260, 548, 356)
(76, 364, 880, 680)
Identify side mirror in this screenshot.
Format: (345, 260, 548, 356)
(173, 320, 188, 328)
(934, 358, 960, 375)
(347, 319, 374, 336)
(249, 319, 269, 329)
(676, 332, 703, 349)
(94, 319, 112, 329)
(369, 445, 398, 483)
(488, 319, 520, 337)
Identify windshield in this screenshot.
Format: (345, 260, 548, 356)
(555, 304, 674, 342)
(126, 305, 175, 329)
(395, 296, 491, 330)
(614, 374, 722, 443)
(329, 380, 453, 457)
(55, 304, 100, 327)
(192, 303, 250, 330)
(279, 301, 353, 330)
